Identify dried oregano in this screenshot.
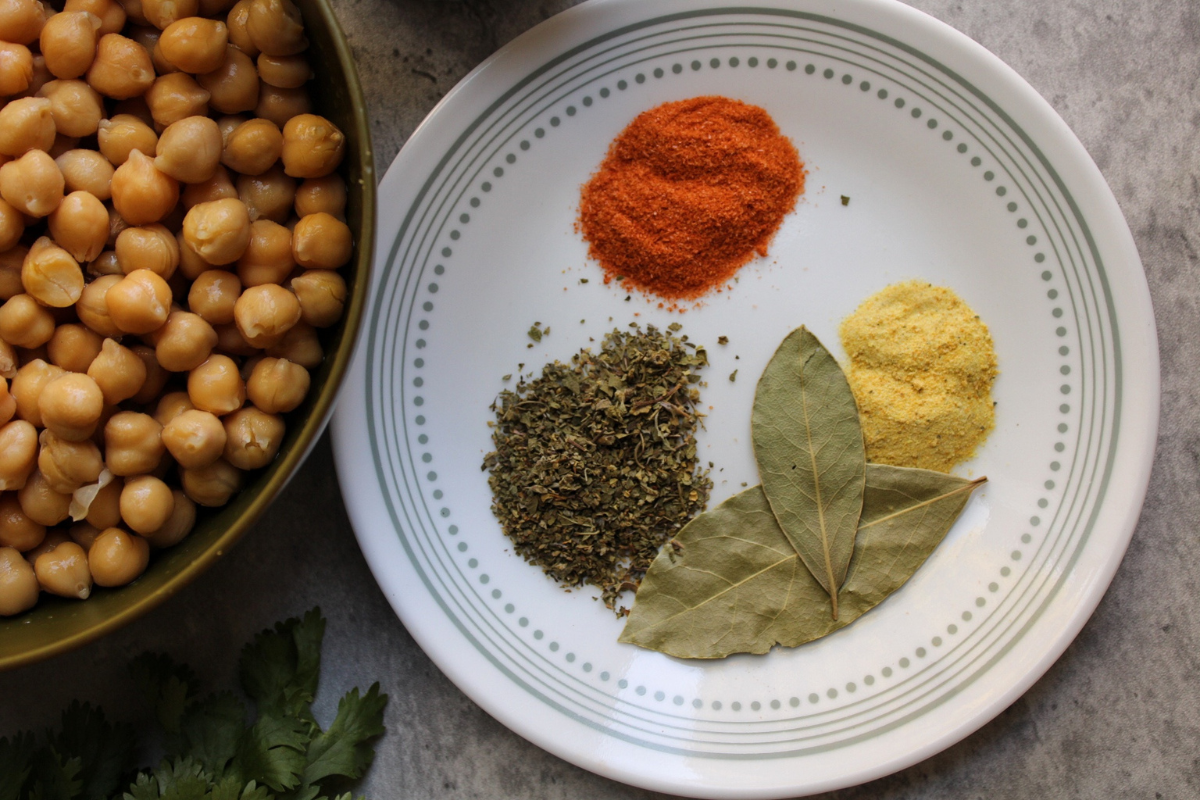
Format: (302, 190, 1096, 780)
(483, 324, 711, 613)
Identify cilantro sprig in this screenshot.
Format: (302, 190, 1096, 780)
(0, 608, 387, 800)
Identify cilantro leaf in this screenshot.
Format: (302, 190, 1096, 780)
(130, 655, 200, 735)
(48, 702, 134, 800)
(178, 693, 245, 777)
(26, 747, 82, 800)
(300, 685, 386, 787)
(230, 714, 309, 793)
(121, 772, 160, 800)
(150, 757, 209, 800)
(239, 609, 325, 722)
(0, 732, 36, 800)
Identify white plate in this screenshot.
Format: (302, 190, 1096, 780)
(332, 0, 1158, 796)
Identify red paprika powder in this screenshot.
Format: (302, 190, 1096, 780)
(579, 96, 804, 302)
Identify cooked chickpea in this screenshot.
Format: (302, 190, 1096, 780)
(180, 457, 239, 506)
(20, 236, 84, 307)
(221, 405, 283, 469)
(84, 476, 121, 528)
(245, 356, 306, 414)
(86, 33, 155, 99)
(0, 376, 13, 424)
(237, 163, 294, 223)
(255, 83, 311, 129)
(88, 526, 148, 586)
(87, 336, 146, 403)
(0, 199, 23, 253)
(182, 197, 250, 265)
(158, 16, 226, 72)
(0, 493, 44, 552)
(145, 72, 211, 128)
(0, 340, 15, 379)
(290, 269, 345, 328)
(75, 273, 123, 336)
(141, 0, 198, 29)
(111, 150, 180, 226)
(56, 149, 114, 200)
(97, 113, 157, 167)
(69, 520, 100, 550)
(64, 0, 126, 36)
(216, 113, 247, 143)
(0, 546, 39, 615)
(233, 283, 299, 348)
(141, 487, 192, 547)
(18, 469, 72, 526)
(153, 390, 192, 425)
(38, 371, 103, 440)
(37, 78, 104, 138)
(10, 359, 63, 426)
(0, 41, 34, 97)
(118, 473, 172, 534)
(187, 268, 238, 324)
(245, 0, 304, 56)
(224, 0, 257, 56)
(0, 0, 45, 44)
(47, 192, 107, 266)
(38, 429, 104, 492)
(0, 419, 38, 491)
(256, 52, 309, 89)
(40, 11, 102, 80)
(198, 44, 257, 114)
(264, 320, 320, 368)
(0, 247, 24, 299)
(187, 353, 243, 414)
(221, 118, 282, 176)
(47, 323, 103, 372)
(154, 309, 216, 371)
(129, 344, 168, 403)
(0, 149, 64, 218)
(291, 211, 351, 270)
(23, 526, 68, 563)
(154, 115, 221, 184)
(292, 175, 343, 220)
(0, 97, 56, 157)
(115, 223, 178, 277)
(181, 164, 235, 211)
(105, 268, 172, 334)
(47, 133, 81, 160)
(34, 540, 92, 598)
(161, 407, 224, 468)
(175, 229, 211, 279)
(236, 218, 292, 286)
(104, 410, 163, 475)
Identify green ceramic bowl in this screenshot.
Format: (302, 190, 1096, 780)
(0, 0, 374, 671)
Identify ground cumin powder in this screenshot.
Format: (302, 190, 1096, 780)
(839, 281, 998, 473)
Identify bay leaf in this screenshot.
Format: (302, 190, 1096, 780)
(618, 464, 985, 659)
(751, 326, 865, 617)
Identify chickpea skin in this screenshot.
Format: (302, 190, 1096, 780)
(245, 0, 306, 55)
(224, 0, 257, 57)
(233, 283, 300, 348)
(0, 149, 64, 218)
(104, 411, 164, 476)
(0, 546, 39, 615)
(256, 53, 310, 89)
(115, 223, 178, 278)
(87, 336, 147, 404)
(292, 212, 351, 270)
(18, 469, 73, 526)
(22, 236, 85, 307)
(88, 526, 149, 586)
(254, 84, 311, 129)
(182, 197, 251, 265)
(35, 540, 92, 599)
(0, 97, 57, 157)
(180, 457, 240, 506)
(38, 371, 104, 441)
(159, 16, 227, 73)
(0, 419, 38, 491)
(187, 268, 239, 325)
(222, 404, 283, 469)
(0, 0, 46, 45)
(0, 199, 24, 253)
(145, 72, 211, 128)
(75, 273, 123, 337)
(221, 118, 282, 176)
(47, 323, 103, 372)
(236, 218, 293, 286)
(10, 359, 64, 427)
(63, 0, 126, 36)
(86, 33, 155, 100)
(56, 148, 114, 200)
(111, 149, 180, 226)
(161, 407, 225, 468)
(119, 473, 173, 535)
(155, 115, 222, 184)
(105, 268, 172, 334)
(199, 44, 258, 115)
(129, 344, 169, 404)
(0, 41, 34, 96)
(187, 353, 243, 414)
(182, 164, 235, 209)
(0, 376, 13, 424)
(264, 320, 321, 368)
(0, 294, 55, 349)
(141, 0, 198, 29)
(40, 11, 102, 80)
(237, 163, 294, 223)
(291, 269, 345, 328)
(97, 114, 157, 167)
(38, 428, 104, 493)
(153, 390, 193, 425)
(48, 190, 109, 263)
(293, 174, 346, 218)
(246, 356, 308, 414)
(155, 309, 216, 371)
(142, 488, 193, 547)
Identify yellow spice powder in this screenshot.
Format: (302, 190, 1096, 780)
(839, 280, 998, 473)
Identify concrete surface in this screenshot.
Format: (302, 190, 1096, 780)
(2, 0, 1198, 797)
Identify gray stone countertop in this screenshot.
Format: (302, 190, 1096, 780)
(2, 0, 1198, 797)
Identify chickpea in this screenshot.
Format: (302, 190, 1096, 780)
(38, 429, 103, 492)
(0, 247, 24, 300)
(24, 526, 68, 563)
(0, 41, 34, 97)
(0, 199, 23, 252)
(69, 519, 100, 550)
(87, 336, 146, 403)
(233, 283, 299, 348)
(38, 371, 103, 441)
(180, 457, 239, 506)
(212, 321, 255, 355)
(118, 473, 172, 534)
(10, 359, 63, 426)
(34, 540, 92, 598)
(216, 113, 247, 143)
(115, 223, 178, 277)
(290, 269, 345, 328)
(221, 405, 282, 469)
(245, 356, 306, 414)
(75, 273, 123, 336)
(0, 97, 56, 157)
(256, 53, 309, 89)
(120, 0, 148, 27)
(40, 11, 102, 80)
(37, 78, 104, 138)
(87, 251, 121, 278)
(0, 0, 45, 44)
(198, 0, 234, 16)
(0, 546, 38, 615)
(291, 212, 351, 271)
(263, 320, 320, 368)
(236, 218, 292, 286)
(0, 419, 38, 491)
(187, 268, 239, 324)
(181, 164, 235, 211)
(182, 197, 250, 265)
(47, 192, 107, 265)
(86, 33, 155, 99)
(84, 475, 121, 528)
(154, 309, 216, 371)
(141, 0, 197, 29)
(254, 83, 310, 129)
(105, 267, 172, 334)
(175, 228, 211, 279)
(198, 44, 257, 114)
(0, 376, 13, 424)
(129, 344, 168, 403)
(97, 113, 157, 166)
(20, 236, 83, 308)
(187, 353, 243, 414)
(111, 150, 179, 226)
(88, 526, 148, 586)
(0, 339, 16, 378)
(64, 0, 126, 36)
(18, 469, 72, 526)
(238, 163, 294, 223)
(47, 323, 103, 372)
(104, 410, 163, 475)
(245, 0, 304, 56)
(153, 390, 192, 425)
(158, 16, 226, 73)
(221, 118, 282, 176)
(142, 487, 192, 547)
(161, 407, 224, 468)
(56, 149, 114, 200)
(145, 72, 211, 129)
(0, 149, 64, 218)
(224, 0, 257, 57)
(154, 115, 221, 184)
(46, 134, 80, 160)
(0, 493, 44, 552)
